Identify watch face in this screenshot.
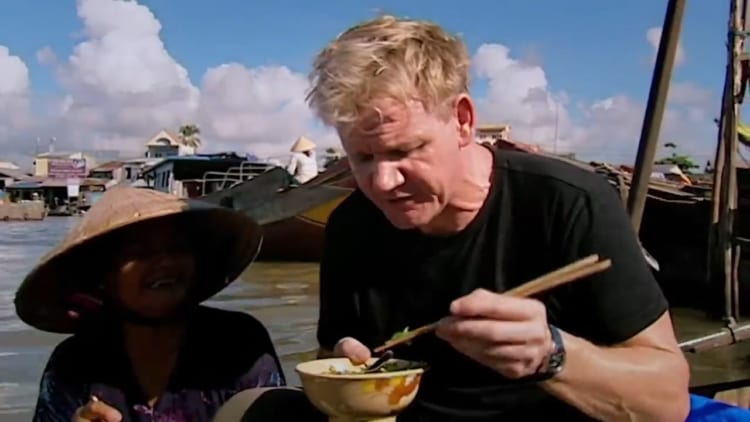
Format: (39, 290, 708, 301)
(549, 350, 565, 372)
(548, 325, 566, 373)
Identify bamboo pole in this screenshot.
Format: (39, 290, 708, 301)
(627, 0, 688, 232)
(727, 0, 743, 322)
(711, 0, 744, 323)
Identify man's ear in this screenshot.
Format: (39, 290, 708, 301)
(454, 94, 476, 148)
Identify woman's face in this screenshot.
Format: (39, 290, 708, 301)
(106, 219, 198, 319)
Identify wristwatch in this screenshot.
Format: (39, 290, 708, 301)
(531, 324, 566, 381)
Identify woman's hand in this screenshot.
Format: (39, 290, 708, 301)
(72, 396, 122, 422)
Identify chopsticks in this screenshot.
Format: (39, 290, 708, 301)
(372, 254, 612, 354)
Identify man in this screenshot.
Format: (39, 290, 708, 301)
(307, 15, 690, 421)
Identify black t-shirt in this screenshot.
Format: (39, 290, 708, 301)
(317, 147, 669, 421)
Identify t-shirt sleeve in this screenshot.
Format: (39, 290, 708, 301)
(32, 338, 89, 422)
(560, 178, 669, 345)
(316, 203, 363, 351)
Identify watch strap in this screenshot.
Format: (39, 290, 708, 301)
(526, 324, 566, 382)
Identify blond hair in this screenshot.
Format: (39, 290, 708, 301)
(306, 15, 470, 128)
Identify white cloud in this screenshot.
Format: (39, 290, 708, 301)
(646, 27, 686, 67)
(470, 38, 716, 164)
(669, 81, 714, 108)
(0, 45, 32, 149)
(25, 0, 338, 160)
(472, 43, 574, 151)
(39, 0, 199, 155)
(196, 63, 332, 157)
(1, 0, 717, 169)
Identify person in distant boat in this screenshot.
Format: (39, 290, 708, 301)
(303, 15, 690, 421)
(16, 187, 285, 422)
(285, 136, 319, 184)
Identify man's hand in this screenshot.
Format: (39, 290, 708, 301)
(332, 337, 371, 365)
(72, 396, 122, 422)
(435, 288, 553, 379)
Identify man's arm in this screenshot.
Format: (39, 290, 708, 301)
(315, 198, 363, 358)
(542, 313, 689, 421)
(541, 178, 690, 421)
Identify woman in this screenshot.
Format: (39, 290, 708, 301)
(15, 187, 285, 422)
(285, 136, 319, 184)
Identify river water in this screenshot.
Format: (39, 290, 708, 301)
(0, 217, 320, 420)
(4, 218, 750, 420)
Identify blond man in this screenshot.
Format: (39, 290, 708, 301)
(309, 15, 690, 421)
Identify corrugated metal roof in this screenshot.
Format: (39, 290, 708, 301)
(36, 152, 79, 159)
(7, 177, 109, 189)
(91, 161, 125, 171)
(140, 153, 246, 174)
(7, 180, 42, 189)
(0, 168, 32, 180)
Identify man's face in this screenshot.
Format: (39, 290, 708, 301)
(338, 96, 475, 230)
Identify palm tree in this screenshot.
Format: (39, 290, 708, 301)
(177, 124, 202, 151)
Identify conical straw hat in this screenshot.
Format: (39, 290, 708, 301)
(14, 186, 263, 334)
(290, 136, 316, 153)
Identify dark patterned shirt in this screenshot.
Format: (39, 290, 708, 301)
(32, 306, 285, 421)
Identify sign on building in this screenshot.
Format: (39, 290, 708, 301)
(48, 158, 87, 178)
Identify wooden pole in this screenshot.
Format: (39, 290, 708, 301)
(727, 0, 748, 321)
(627, 0, 688, 232)
(711, 0, 744, 323)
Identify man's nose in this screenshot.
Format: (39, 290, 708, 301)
(371, 161, 404, 193)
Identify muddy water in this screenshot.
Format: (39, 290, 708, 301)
(2, 218, 750, 421)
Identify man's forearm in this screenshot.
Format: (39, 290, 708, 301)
(540, 331, 690, 421)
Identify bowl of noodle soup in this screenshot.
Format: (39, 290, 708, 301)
(295, 357, 426, 421)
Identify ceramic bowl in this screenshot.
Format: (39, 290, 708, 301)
(295, 357, 426, 422)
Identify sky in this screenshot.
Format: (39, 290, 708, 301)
(0, 0, 734, 167)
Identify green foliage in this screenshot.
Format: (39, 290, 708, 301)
(655, 142, 699, 173)
(178, 124, 202, 149)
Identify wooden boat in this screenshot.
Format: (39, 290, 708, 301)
(199, 158, 355, 261)
(256, 186, 351, 261)
(543, 155, 722, 312)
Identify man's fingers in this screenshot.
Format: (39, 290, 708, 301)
(334, 337, 371, 364)
(436, 317, 545, 344)
(449, 288, 545, 321)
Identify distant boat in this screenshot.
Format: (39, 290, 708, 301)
(199, 159, 354, 261)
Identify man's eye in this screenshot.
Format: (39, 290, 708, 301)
(398, 143, 424, 156)
(354, 153, 373, 163)
(403, 142, 425, 153)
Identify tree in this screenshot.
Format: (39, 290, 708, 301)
(323, 146, 345, 168)
(177, 124, 202, 150)
(655, 142, 700, 173)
